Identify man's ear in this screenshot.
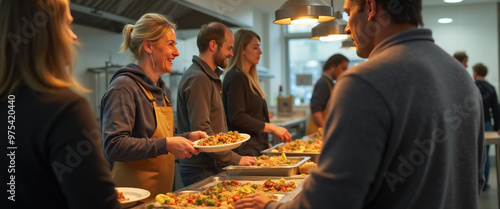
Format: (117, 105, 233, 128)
(208, 40, 218, 52)
(366, 0, 377, 21)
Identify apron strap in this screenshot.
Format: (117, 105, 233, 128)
(134, 81, 171, 107)
(320, 76, 334, 91)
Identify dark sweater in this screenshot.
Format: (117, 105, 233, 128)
(223, 68, 269, 156)
(2, 86, 120, 209)
(310, 74, 334, 113)
(267, 29, 485, 209)
(177, 56, 241, 167)
(475, 80, 500, 130)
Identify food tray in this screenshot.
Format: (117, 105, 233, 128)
(137, 176, 305, 209)
(261, 144, 320, 163)
(222, 157, 310, 176)
(145, 190, 286, 209)
(184, 176, 306, 192)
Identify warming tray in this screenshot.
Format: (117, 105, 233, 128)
(222, 157, 310, 176)
(145, 190, 286, 209)
(261, 145, 320, 163)
(175, 190, 287, 202)
(138, 176, 306, 209)
(184, 176, 306, 192)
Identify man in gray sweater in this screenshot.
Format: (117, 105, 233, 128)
(177, 22, 256, 186)
(235, 0, 485, 208)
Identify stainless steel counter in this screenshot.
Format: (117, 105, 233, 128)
(130, 172, 306, 209)
(485, 131, 500, 208)
(269, 111, 307, 145)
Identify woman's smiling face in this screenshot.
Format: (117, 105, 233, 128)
(151, 28, 179, 73)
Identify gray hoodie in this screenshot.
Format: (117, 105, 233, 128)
(100, 63, 187, 162)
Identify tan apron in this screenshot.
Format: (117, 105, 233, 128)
(306, 76, 333, 135)
(111, 82, 175, 201)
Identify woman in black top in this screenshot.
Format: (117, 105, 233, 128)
(0, 0, 119, 208)
(222, 29, 291, 156)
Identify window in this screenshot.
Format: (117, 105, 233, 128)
(285, 23, 365, 106)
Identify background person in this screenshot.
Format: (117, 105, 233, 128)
(453, 51, 469, 68)
(235, 0, 485, 208)
(100, 13, 205, 199)
(306, 54, 349, 135)
(0, 0, 120, 208)
(223, 29, 291, 156)
(472, 62, 500, 191)
(177, 22, 257, 186)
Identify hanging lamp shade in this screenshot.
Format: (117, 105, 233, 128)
(273, 0, 334, 25)
(341, 38, 355, 49)
(310, 11, 348, 41)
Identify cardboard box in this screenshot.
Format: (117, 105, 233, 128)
(278, 97, 294, 117)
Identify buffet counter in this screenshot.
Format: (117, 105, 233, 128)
(269, 111, 307, 145)
(485, 131, 500, 208)
(129, 171, 307, 209)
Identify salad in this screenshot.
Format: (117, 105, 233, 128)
(198, 131, 244, 146)
(256, 153, 299, 166)
(147, 179, 295, 208)
(115, 189, 129, 202)
(271, 139, 322, 153)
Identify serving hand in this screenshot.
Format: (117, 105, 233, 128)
(234, 193, 272, 209)
(188, 131, 209, 142)
(265, 123, 292, 143)
(166, 137, 200, 159)
(238, 156, 257, 166)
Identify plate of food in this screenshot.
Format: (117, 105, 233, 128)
(193, 131, 250, 152)
(115, 187, 150, 208)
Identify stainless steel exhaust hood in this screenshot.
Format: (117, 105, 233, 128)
(70, 0, 251, 33)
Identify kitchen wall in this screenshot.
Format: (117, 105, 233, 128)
(422, 2, 499, 89)
(71, 2, 500, 118)
(72, 24, 131, 118)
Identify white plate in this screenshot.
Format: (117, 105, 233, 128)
(193, 133, 250, 152)
(116, 187, 150, 208)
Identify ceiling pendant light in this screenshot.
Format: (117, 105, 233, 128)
(310, 10, 348, 41)
(274, 0, 334, 25)
(341, 38, 355, 49)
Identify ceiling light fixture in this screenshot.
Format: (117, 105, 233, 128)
(438, 18, 453, 23)
(341, 38, 356, 49)
(310, 10, 348, 41)
(274, 0, 334, 25)
(444, 0, 463, 3)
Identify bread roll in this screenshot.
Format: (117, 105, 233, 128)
(299, 162, 317, 174)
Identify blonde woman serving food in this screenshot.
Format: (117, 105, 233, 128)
(222, 29, 291, 156)
(100, 13, 206, 198)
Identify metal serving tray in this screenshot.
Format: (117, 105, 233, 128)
(139, 177, 305, 209)
(222, 157, 310, 176)
(185, 176, 306, 192)
(261, 144, 320, 163)
(146, 190, 286, 208)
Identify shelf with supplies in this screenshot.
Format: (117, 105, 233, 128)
(87, 61, 123, 121)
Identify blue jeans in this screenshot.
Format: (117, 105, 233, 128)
(484, 122, 493, 188)
(179, 166, 223, 187)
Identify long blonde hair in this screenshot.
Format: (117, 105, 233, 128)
(0, 0, 86, 100)
(226, 29, 266, 99)
(120, 13, 176, 60)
